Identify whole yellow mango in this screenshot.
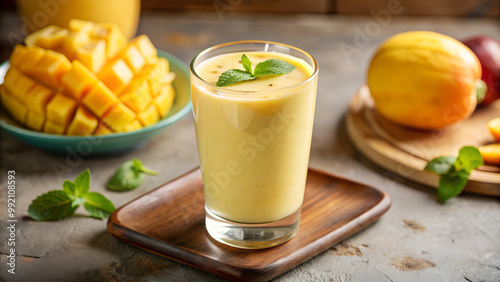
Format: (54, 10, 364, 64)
(367, 31, 482, 130)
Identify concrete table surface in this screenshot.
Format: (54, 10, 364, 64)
(1, 10, 499, 282)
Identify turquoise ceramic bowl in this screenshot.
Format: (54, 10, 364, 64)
(0, 51, 192, 156)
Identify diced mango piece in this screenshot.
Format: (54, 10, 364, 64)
(479, 143, 500, 165)
(155, 84, 176, 118)
(66, 106, 99, 136)
(132, 35, 157, 64)
(148, 59, 173, 97)
(82, 81, 117, 117)
(94, 122, 113, 135)
(61, 31, 88, 60)
(120, 44, 146, 74)
(155, 72, 175, 98)
(102, 102, 136, 132)
(9, 45, 28, 67)
(156, 57, 170, 73)
(45, 93, 77, 126)
(93, 23, 126, 59)
(61, 60, 98, 100)
(17, 46, 45, 73)
(137, 104, 159, 126)
(97, 59, 133, 94)
(2, 67, 21, 91)
(1, 88, 27, 123)
(23, 50, 71, 89)
(120, 76, 152, 113)
(69, 19, 95, 34)
(25, 111, 45, 131)
(9, 71, 36, 100)
(123, 119, 142, 132)
(25, 84, 55, 115)
(43, 120, 65, 135)
(75, 39, 107, 73)
(25, 25, 69, 50)
(147, 75, 162, 97)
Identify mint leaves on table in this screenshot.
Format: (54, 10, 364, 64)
(107, 159, 158, 191)
(216, 54, 296, 87)
(425, 146, 483, 202)
(28, 169, 115, 221)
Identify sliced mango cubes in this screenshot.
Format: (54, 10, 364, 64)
(0, 19, 176, 136)
(479, 144, 500, 165)
(478, 117, 500, 166)
(487, 117, 500, 142)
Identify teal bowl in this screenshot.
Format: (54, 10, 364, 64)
(0, 50, 192, 156)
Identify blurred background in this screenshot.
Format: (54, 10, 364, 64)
(1, 0, 498, 63)
(2, 0, 499, 15)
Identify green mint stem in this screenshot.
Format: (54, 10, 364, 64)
(140, 166, 158, 176)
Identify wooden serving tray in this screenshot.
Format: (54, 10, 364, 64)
(346, 85, 500, 196)
(107, 167, 391, 281)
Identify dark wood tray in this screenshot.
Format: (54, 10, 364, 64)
(107, 167, 391, 281)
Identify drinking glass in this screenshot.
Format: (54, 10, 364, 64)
(190, 41, 318, 249)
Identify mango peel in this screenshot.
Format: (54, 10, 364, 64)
(0, 19, 175, 136)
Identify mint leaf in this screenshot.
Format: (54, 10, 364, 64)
(107, 159, 158, 191)
(454, 146, 483, 172)
(426, 146, 483, 203)
(438, 170, 470, 202)
(241, 54, 252, 75)
(216, 69, 255, 87)
(74, 168, 90, 195)
(28, 190, 77, 221)
(424, 156, 456, 175)
(62, 169, 90, 207)
(83, 192, 115, 219)
(62, 180, 76, 196)
(254, 59, 295, 77)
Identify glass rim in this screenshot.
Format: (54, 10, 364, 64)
(190, 40, 319, 96)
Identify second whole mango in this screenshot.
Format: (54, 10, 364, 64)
(367, 31, 483, 130)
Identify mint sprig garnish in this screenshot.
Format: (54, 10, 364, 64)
(28, 169, 115, 221)
(28, 191, 77, 221)
(107, 158, 158, 191)
(216, 54, 296, 87)
(425, 146, 483, 202)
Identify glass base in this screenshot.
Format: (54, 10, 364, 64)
(205, 207, 301, 249)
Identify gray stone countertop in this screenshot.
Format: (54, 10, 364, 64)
(1, 10, 499, 282)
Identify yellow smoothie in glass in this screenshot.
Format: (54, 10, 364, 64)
(192, 51, 317, 223)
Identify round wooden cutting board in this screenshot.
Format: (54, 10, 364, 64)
(346, 85, 500, 197)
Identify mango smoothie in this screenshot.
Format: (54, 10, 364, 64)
(191, 50, 317, 224)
